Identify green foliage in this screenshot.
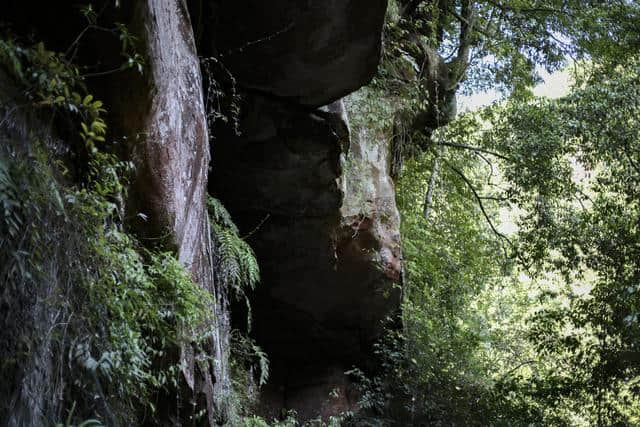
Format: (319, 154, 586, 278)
(237, 410, 350, 427)
(238, 413, 299, 427)
(349, 3, 640, 423)
(228, 330, 271, 422)
(377, 0, 640, 184)
(0, 137, 213, 424)
(0, 38, 107, 153)
(348, 124, 533, 424)
(80, 211, 213, 404)
(344, 48, 530, 423)
(479, 58, 640, 424)
(55, 403, 104, 427)
(0, 38, 211, 424)
(208, 196, 260, 312)
(73, 3, 145, 76)
(231, 331, 270, 389)
(385, 0, 640, 96)
(373, 56, 640, 423)
(207, 196, 270, 421)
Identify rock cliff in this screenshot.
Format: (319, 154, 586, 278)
(207, 0, 402, 418)
(1, 0, 402, 423)
(208, 0, 388, 107)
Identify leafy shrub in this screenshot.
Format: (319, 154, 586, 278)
(0, 38, 212, 424)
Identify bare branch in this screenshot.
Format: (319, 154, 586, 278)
(438, 140, 510, 161)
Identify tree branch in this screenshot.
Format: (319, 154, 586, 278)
(499, 359, 537, 381)
(447, 162, 507, 241)
(424, 149, 442, 219)
(623, 145, 640, 176)
(448, 6, 493, 39)
(438, 140, 510, 161)
(484, 0, 568, 16)
(475, 151, 498, 186)
(479, 195, 510, 201)
(445, 160, 525, 266)
(455, 0, 474, 67)
(399, 0, 425, 18)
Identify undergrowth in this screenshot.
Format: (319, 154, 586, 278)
(0, 29, 281, 427)
(0, 37, 213, 425)
(208, 196, 272, 422)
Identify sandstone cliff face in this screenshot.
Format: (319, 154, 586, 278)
(2, 2, 231, 423)
(212, 94, 402, 422)
(104, 3, 224, 423)
(2, 0, 402, 423)
(111, 0, 403, 418)
(207, 0, 403, 418)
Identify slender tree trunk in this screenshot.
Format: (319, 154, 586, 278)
(424, 149, 441, 219)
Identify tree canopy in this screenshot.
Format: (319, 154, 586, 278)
(346, 0, 640, 425)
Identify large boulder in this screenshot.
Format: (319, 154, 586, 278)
(208, 0, 388, 107)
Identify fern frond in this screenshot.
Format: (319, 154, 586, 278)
(207, 196, 238, 233)
(208, 196, 260, 296)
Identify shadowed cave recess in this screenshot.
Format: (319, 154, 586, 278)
(205, 1, 402, 419)
(2, 0, 402, 421)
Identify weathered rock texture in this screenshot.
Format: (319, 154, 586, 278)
(340, 99, 403, 292)
(212, 93, 401, 419)
(2, 0, 401, 422)
(104, 2, 229, 423)
(209, 0, 388, 107)
(206, 0, 401, 419)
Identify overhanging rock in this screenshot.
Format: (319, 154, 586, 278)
(208, 0, 388, 107)
(205, 0, 400, 418)
(211, 97, 402, 419)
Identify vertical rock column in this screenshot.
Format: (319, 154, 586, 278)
(106, 1, 228, 424)
(212, 97, 402, 420)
